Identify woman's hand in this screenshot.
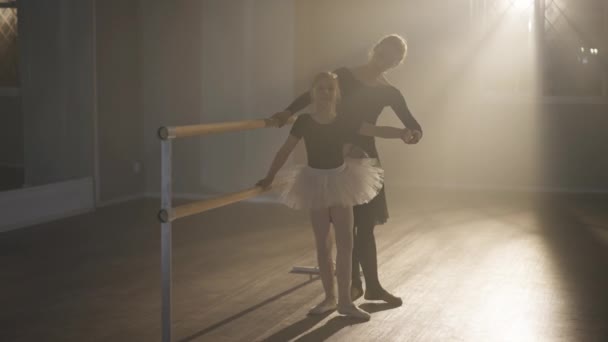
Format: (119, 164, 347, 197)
(408, 130, 423, 144)
(401, 129, 423, 144)
(400, 128, 413, 144)
(267, 111, 292, 128)
(256, 177, 274, 189)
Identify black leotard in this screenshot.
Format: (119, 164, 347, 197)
(289, 113, 356, 169)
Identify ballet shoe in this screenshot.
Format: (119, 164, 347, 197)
(308, 298, 337, 315)
(364, 288, 403, 306)
(337, 304, 371, 320)
(351, 285, 364, 301)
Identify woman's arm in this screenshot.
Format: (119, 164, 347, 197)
(269, 92, 311, 127)
(256, 135, 300, 188)
(388, 87, 423, 143)
(286, 91, 311, 114)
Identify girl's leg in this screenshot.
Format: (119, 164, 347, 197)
(309, 208, 336, 313)
(329, 206, 353, 306)
(330, 206, 370, 320)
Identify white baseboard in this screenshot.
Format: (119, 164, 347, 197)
(0, 177, 95, 233)
(96, 194, 147, 208)
(4, 180, 601, 233)
(0, 163, 24, 168)
(0, 87, 20, 96)
(391, 182, 608, 194)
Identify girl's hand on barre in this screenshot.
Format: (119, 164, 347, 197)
(256, 176, 274, 189)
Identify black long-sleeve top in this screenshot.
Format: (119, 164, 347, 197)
(286, 67, 422, 159)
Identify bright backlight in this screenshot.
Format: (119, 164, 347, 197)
(512, 0, 534, 10)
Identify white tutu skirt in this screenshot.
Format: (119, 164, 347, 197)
(272, 158, 384, 210)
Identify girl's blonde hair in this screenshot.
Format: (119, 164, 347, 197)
(311, 71, 341, 104)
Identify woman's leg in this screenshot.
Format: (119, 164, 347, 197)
(355, 219, 382, 292)
(309, 208, 336, 308)
(351, 224, 362, 287)
(351, 224, 364, 300)
(356, 218, 402, 305)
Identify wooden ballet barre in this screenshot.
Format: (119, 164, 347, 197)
(158, 186, 270, 222)
(158, 116, 296, 140)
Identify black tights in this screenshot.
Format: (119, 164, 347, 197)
(351, 220, 382, 292)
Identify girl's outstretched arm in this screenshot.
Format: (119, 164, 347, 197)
(256, 135, 300, 188)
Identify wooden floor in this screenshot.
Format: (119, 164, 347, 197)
(2, 191, 608, 342)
